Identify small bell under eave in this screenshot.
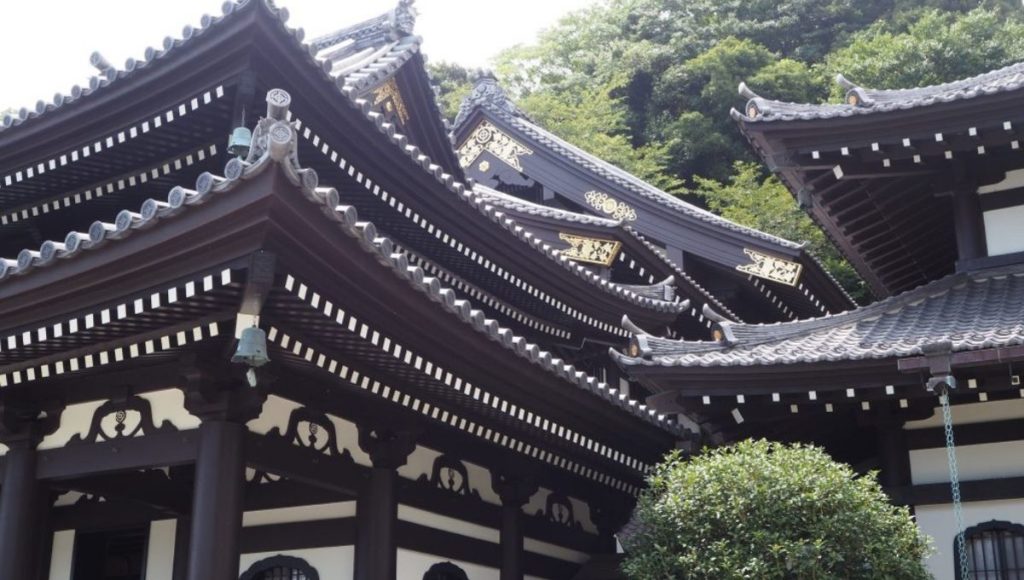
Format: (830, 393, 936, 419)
(232, 326, 270, 368)
(227, 126, 252, 158)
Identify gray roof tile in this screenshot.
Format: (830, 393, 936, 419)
(616, 264, 1024, 367)
(737, 61, 1024, 123)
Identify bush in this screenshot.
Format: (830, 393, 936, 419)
(621, 440, 932, 579)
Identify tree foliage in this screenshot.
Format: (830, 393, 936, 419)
(622, 440, 932, 579)
(430, 3, 1024, 298)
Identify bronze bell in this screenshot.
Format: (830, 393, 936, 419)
(227, 126, 252, 158)
(231, 326, 270, 368)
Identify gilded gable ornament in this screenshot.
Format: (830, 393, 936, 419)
(558, 233, 622, 267)
(458, 120, 533, 171)
(736, 248, 803, 286)
(584, 191, 637, 221)
(372, 78, 410, 125)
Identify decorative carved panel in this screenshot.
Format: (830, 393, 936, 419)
(458, 120, 533, 171)
(267, 407, 353, 461)
(558, 233, 622, 267)
(417, 454, 481, 499)
(68, 395, 176, 446)
(372, 78, 410, 126)
(584, 191, 637, 221)
(538, 492, 581, 530)
(736, 248, 803, 286)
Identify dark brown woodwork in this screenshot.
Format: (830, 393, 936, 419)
(353, 424, 417, 580)
(186, 419, 246, 580)
(952, 184, 988, 264)
(0, 442, 42, 579)
(493, 471, 539, 580)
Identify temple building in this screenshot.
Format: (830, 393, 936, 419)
(0, 1, 840, 579)
(614, 65, 1024, 580)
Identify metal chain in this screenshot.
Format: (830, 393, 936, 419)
(940, 386, 971, 580)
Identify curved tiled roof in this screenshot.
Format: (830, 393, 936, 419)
(1, 0, 298, 134)
(736, 61, 1024, 123)
(614, 264, 1024, 368)
(0, 88, 684, 436)
(454, 78, 805, 251)
(473, 184, 741, 320)
(473, 184, 621, 228)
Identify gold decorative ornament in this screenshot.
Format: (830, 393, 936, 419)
(478, 160, 490, 172)
(583, 191, 637, 221)
(558, 233, 622, 267)
(736, 248, 803, 286)
(457, 120, 533, 171)
(372, 78, 410, 125)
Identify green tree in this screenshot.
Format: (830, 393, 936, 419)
(622, 440, 932, 579)
(694, 162, 868, 302)
(426, 61, 474, 123)
(824, 8, 1024, 98)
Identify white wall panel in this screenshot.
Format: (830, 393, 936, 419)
(145, 520, 176, 580)
(48, 530, 75, 580)
(916, 499, 1024, 580)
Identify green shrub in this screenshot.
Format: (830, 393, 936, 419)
(622, 440, 932, 579)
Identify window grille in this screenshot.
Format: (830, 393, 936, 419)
(957, 520, 1024, 580)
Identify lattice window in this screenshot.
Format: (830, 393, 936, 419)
(239, 556, 319, 580)
(957, 520, 1024, 580)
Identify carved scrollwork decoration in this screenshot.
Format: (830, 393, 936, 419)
(267, 406, 353, 462)
(538, 492, 581, 530)
(68, 395, 176, 446)
(417, 454, 481, 499)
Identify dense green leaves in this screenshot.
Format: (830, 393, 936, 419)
(431, 2, 1024, 298)
(622, 440, 932, 579)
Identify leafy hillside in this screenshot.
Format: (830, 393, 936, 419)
(431, 1, 1024, 302)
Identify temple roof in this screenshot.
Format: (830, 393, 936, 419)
(614, 263, 1024, 368)
(455, 78, 805, 251)
(736, 62, 1024, 123)
(0, 87, 685, 445)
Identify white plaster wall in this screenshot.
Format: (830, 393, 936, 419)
(140, 389, 200, 430)
(905, 398, 1024, 429)
(916, 499, 1024, 580)
(39, 399, 104, 449)
(911, 440, 1024, 485)
(243, 502, 356, 527)
(48, 530, 75, 580)
(978, 169, 1024, 194)
(983, 205, 1024, 256)
(239, 547, 353, 580)
(399, 444, 441, 481)
(145, 520, 177, 580)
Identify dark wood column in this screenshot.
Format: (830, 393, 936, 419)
(875, 408, 912, 505)
(952, 183, 987, 262)
(184, 384, 265, 580)
(354, 424, 418, 580)
(0, 404, 58, 580)
(492, 472, 539, 580)
(589, 499, 631, 554)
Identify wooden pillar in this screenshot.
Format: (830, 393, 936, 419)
(953, 183, 987, 263)
(492, 473, 538, 580)
(0, 405, 57, 580)
(589, 499, 631, 554)
(184, 383, 264, 580)
(186, 420, 245, 580)
(354, 425, 417, 580)
(0, 441, 41, 579)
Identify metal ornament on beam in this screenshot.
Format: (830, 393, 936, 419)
(457, 120, 533, 171)
(557, 233, 622, 267)
(736, 248, 802, 286)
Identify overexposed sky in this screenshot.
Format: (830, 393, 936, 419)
(1, 0, 596, 112)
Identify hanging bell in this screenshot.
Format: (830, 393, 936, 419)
(227, 126, 252, 158)
(231, 326, 270, 368)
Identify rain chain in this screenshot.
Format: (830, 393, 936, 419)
(939, 385, 970, 580)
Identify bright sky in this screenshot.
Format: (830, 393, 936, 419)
(1, 0, 596, 112)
